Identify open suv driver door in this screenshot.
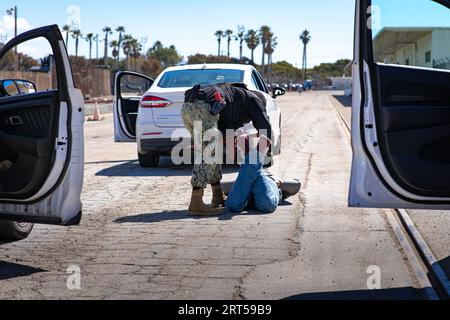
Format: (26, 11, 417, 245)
(350, 0, 450, 209)
(0, 25, 84, 238)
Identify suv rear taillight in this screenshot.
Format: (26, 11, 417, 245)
(140, 95, 172, 108)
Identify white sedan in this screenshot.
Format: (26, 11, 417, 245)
(113, 64, 285, 167)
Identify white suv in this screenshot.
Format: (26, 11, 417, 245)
(113, 64, 284, 167)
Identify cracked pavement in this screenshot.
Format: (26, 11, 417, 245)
(0, 92, 429, 300)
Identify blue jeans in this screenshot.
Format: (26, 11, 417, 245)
(226, 152, 282, 214)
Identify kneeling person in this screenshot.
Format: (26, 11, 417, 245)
(225, 136, 295, 214)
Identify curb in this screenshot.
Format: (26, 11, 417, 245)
(397, 209, 450, 299)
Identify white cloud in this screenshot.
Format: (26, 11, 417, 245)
(0, 15, 32, 36)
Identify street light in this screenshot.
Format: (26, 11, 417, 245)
(6, 7, 17, 39)
(6, 6, 18, 72)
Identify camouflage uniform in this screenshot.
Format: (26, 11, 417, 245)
(182, 100, 223, 189)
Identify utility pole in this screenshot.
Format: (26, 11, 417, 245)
(6, 6, 18, 72)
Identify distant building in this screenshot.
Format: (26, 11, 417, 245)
(374, 27, 450, 70)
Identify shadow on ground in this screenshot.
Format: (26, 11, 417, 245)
(333, 95, 352, 107)
(96, 158, 240, 177)
(284, 287, 432, 300)
(114, 206, 289, 224)
(0, 261, 46, 281)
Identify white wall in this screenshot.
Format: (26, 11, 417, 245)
(332, 77, 352, 90)
(432, 30, 450, 69)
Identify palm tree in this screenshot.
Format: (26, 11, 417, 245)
(236, 29, 245, 61)
(129, 38, 142, 71)
(259, 25, 271, 73)
(110, 40, 119, 60)
(102, 26, 113, 62)
(245, 29, 260, 63)
(150, 40, 163, 52)
(265, 32, 278, 78)
(225, 29, 234, 58)
(214, 31, 225, 57)
(122, 34, 134, 70)
(71, 29, 82, 57)
(300, 29, 311, 80)
(62, 25, 71, 49)
(116, 26, 126, 62)
(85, 33, 94, 60)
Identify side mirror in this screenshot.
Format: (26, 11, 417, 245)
(1, 80, 20, 96)
(272, 87, 286, 99)
(0, 79, 37, 97)
(15, 80, 37, 94)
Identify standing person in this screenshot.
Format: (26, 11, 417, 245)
(182, 85, 226, 216)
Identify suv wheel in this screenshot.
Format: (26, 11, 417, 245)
(138, 153, 160, 168)
(0, 221, 34, 241)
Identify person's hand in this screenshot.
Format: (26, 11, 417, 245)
(235, 133, 252, 155)
(257, 134, 272, 156)
(235, 133, 271, 156)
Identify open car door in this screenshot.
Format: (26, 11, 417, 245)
(350, 0, 450, 209)
(0, 25, 84, 225)
(113, 71, 154, 142)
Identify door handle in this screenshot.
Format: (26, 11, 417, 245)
(9, 116, 23, 126)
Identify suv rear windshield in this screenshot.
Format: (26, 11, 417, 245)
(158, 69, 245, 88)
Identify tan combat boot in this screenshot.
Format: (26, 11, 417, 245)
(211, 184, 226, 208)
(188, 189, 223, 216)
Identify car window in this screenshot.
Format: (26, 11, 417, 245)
(371, 0, 450, 71)
(252, 70, 266, 93)
(251, 73, 259, 90)
(260, 78, 269, 93)
(158, 69, 245, 88)
(0, 37, 57, 98)
(120, 74, 152, 98)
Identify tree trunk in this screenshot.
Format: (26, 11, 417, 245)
(269, 54, 272, 75)
(66, 33, 69, 53)
(118, 33, 122, 62)
(104, 34, 108, 63)
(75, 37, 79, 57)
(251, 49, 254, 63)
(303, 45, 307, 80)
(89, 41, 92, 60)
(239, 42, 243, 60)
(261, 44, 266, 73)
(218, 39, 221, 57)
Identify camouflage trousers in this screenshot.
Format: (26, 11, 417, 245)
(182, 101, 223, 189)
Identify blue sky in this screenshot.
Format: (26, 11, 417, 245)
(1, 0, 449, 67)
(0, 0, 356, 67)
